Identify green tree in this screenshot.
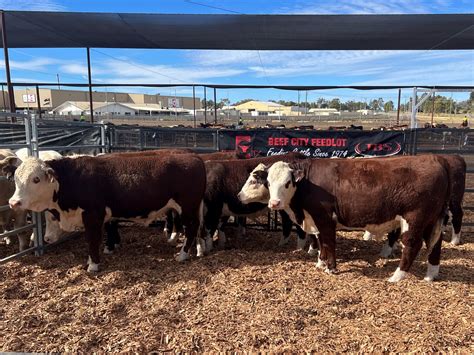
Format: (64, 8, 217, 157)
(384, 100, 394, 112)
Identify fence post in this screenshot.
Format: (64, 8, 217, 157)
(100, 124, 106, 153)
(28, 113, 44, 255)
(410, 87, 417, 129)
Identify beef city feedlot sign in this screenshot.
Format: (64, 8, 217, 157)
(219, 129, 404, 158)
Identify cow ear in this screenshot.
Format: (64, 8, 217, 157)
(3, 165, 17, 181)
(0, 156, 20, 168)
(293, 169, 305, 182)
(45, 168, 57, 183)
(253, 169, 268, 182)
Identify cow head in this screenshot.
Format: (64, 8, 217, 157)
(0, 151, 20, 180)
(44, 211, 68, 243)
(238, 163, 270, 204)
(266, 161, 304, 210)
(9, 157, 58, 212)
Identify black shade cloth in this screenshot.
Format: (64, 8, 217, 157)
(2, 11, 474, 50)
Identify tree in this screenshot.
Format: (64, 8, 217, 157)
(328, 98, 341, 110)
(384, 100, 394, 112)
(220, 98, 230, 108)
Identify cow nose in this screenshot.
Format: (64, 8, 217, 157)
(269, 199, 281, 209)
(237, 192, 243, 201)
(9, 199, 21, 209)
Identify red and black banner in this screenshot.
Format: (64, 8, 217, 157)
(219, 129, 405, 158)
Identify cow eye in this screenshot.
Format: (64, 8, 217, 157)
(285, 180, 291, 188)
(33, 176, 40, 184)
(51, 215, 57, 221)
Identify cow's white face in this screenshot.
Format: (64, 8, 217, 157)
(238, 163, 270, 204)
(266, 161, 303, 210)
(44, 211, 68, 243)
(9, 157, 58, 212)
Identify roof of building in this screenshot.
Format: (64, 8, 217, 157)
(236, 100, 284, 108)
(52, 101, 106, 112)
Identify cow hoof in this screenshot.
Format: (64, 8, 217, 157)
(308, 245, 318, 256)
(316, 257, 327, 269)
(163, 228, 169, 239)
(167, 232, 180, 246)
(324, 268, 336, 275)
(205, 235, 214, 253)
(176, 250, 189, 262)
(4, 236, 11, 245)
(379, 242, 394, 258)
(363, 231, 374, 241)
(423, 263, 439, 282)
(87, 257, 100, 272)
(387, 267, 407, 283)
(296, 236, 307, 250)
(103, 246, 114, 254)
(278, 236, 290, 246)
(196, 238, 206, 257)
(451, 233, 461, 246)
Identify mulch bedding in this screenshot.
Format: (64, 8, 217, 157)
(0, 224, 472, 352)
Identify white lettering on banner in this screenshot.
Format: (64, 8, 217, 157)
(267, 147, 289, 156)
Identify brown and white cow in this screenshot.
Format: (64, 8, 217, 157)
(203, 153, 308, 252)
(242, 155, 450, 282)
(9, 153, 206, 271)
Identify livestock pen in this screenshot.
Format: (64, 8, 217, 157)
(0, 117, 473, 352)
(0, 9, 473, 353)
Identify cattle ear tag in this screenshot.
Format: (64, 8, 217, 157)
(294, 169, 304, 182)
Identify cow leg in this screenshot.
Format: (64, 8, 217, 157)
(279, 210, 292, 246)
(164, 209, 173, 240)
(425, 230, 443, 282)
(450, 205, 463, 246)
(388, 218, 425, 282)
(237, 217, 246, 238)
(380, 228, 401, 258)
(307, 234, 319, 256)
(178, 209, 202, 262)
(104, 221, 120, 254)
(13, 211, 28, 252)
(204, 206, 221, 252)
(315, 222, 337, 274)
(296, 225, 307, 250)
(215, 217, 228, 250)
(168, 210, 184, 246)
(82, 211, 104, 272)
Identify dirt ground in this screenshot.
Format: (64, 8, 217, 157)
(0, 223, 472, 352)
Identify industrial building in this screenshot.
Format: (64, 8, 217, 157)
(0, 88, 201, 113)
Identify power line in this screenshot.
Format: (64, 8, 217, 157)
(183, 0, 271, 85)
(91, 48, 187, 84)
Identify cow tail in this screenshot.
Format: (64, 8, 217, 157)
(427, 156, 451, 253)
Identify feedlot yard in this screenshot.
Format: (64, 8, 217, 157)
(0, 223, 472, 352)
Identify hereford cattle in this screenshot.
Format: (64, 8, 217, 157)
(1, 148, 63, 250)
(9, 153, 206, 271)
(364, 154, 466, 255)
(247, 155, 450, 282)
(203, 153, 308, 252)
(238, 162, 319, 252)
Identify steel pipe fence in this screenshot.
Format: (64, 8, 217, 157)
(2, 115, 474, 263)
(0, 114, 107, 264)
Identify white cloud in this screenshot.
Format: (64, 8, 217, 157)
(278, 0, 467, 14)
(0, 0, 66, 11)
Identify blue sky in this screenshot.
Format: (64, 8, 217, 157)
(0, 0, 473, 104)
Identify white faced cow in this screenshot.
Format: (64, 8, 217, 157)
(241, 156, 451, 282)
